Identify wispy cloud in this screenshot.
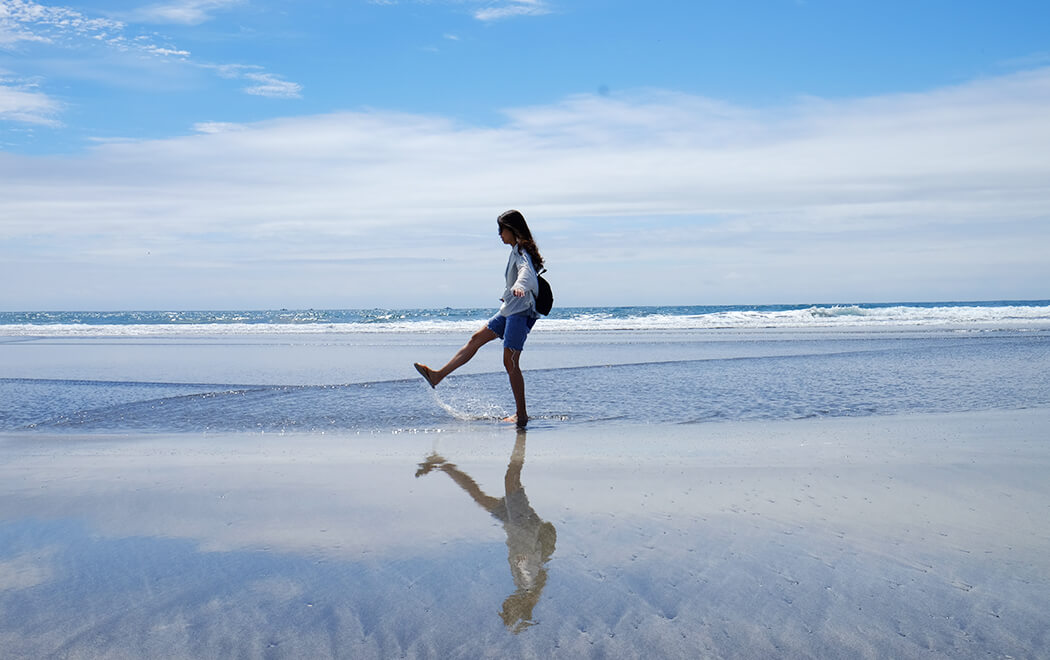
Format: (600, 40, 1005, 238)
(0, 72, 60, 124)
(0, 0, 126, 47)
(474, 0, 552, 22)
(120, 0, 246, 26)
(364, 0, 552, 23)
(0, 0, 191, 56)
(1, 0, 188, 56)
(205, 63, 302, 99)
(193, 120, 245, 134)
(242, 71, 302, 98)
(0, 17, 49, 46)
(0, 0, 298, 117)
(2, 67, 1048, 307)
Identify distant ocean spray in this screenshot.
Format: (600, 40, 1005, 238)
(2, 301, 1049, 336)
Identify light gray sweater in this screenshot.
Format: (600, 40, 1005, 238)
(499, 246, 539, 317)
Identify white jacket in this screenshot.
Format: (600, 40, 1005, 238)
(498, 246, 538, 317)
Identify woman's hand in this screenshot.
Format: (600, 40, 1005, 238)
(512, 287, 526, 297)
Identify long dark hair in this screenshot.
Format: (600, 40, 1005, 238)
(498, 209, 545, 271)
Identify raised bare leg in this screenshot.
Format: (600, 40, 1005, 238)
(419, 326, 498, 387)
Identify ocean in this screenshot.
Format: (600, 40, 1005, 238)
(2, 301, 1049, 435)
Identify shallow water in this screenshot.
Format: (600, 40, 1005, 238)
(1, 329, 1048, 434)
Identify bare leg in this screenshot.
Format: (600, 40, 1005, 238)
(425, 326, 498, 386)
(432, 462, 503, 512)
(504, 429, 527, 492)
(504, 348, 528, 426)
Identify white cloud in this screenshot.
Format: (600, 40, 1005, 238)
(0, 22, 49, 46)
(242, 71, 302, 99)
(0, 0, 125, 46)
(0, 0, 297, 104)
(364, 0, 552, 22)
(1, 0, 180, 56)
(121, 0, 246, 26)
(202, 63, 302, 99)
(474, 0, 551, 22)
(193, 120, 245, 134)
(0, 74, 61, 124)
(1, 67, 1048, 307)
(143, 44, 191, 57)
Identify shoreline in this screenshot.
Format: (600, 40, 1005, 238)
(3, 408, 1049, 657)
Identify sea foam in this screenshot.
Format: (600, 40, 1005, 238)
(2, 302, 1048, 337)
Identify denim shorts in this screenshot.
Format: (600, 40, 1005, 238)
(487, 313, 537, 352)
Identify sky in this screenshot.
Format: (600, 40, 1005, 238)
(2, 0, 1049, 310)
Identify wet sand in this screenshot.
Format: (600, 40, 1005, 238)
(2, 409, 1049, 658)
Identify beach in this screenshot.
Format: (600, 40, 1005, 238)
(2, 304, 1049, 657)
(2, 411, 1049, 658)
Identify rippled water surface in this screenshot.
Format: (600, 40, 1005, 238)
(2, 327, 1048, 433)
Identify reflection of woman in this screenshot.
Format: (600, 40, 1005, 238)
(416, 429, 556, 633)
(414, 210, 545, 427)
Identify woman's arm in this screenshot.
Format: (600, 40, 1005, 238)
(511, 252, 538, 297)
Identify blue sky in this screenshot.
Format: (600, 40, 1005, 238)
(2, 0, 1049, 309)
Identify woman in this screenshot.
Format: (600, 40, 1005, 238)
(414, 209, 545, 427)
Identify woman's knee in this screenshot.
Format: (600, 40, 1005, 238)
(470, 327, 497, 347)
(503, 349, 521, 372)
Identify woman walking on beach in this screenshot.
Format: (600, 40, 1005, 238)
(414, 209, 544, 427)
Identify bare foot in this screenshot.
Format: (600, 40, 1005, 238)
(502, 414, 528, 428)
(413, 363, 438, 388)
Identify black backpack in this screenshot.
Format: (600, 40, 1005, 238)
(536, 269, 554, 316)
